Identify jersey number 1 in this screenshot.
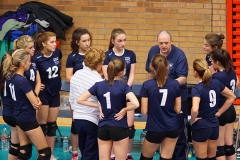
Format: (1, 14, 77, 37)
(103, 92, 111, 109)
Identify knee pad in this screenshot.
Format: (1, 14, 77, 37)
(71, 121, 77, 134)
(40, 124, 48, 136)
(208, 157, 216, 160)
(18, 143, 32, 160)
(47, 122, 57, 136)
(140, 153, 153, 160)
(216, 146, 225, 157)
(37, 147, 51, 160)
(9, 143, 20, 157)
(160, 157, 172, 160)
(128, 125, 136, 139)
(225, 144, 235, 156)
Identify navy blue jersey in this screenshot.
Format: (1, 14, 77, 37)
(66, 51, 85, 74)
(88, 80, 132, 128)
(24, 57, 38, 90)
(1, 78, 15, 117)
(212, 70, 237, 109)
(139, 77, 181, 132)
(11, 74, 36, 122)
(191, 79, 225, 129)
(32, 48, 62, 96)
(145, 45, 188, 101)
(104, 49, 136, 80)
(206, 55, 212, 67)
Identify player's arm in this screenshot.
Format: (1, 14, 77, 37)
(191, 96, 200, 125)
(65, 68, 74, 83)
(175, 76, 187, 86)
(34, 70, 41, 95)
(127, 63, 136, 87)
(102, 65, 108, 80)
(174, 96, 181, 114)
(77, 91, 99, 108)
(141, 97, 148, 115)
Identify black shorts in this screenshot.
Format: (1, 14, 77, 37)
(3, 115, 16, 127)
(192, 127, 219, 142)
(98, 126, 129, 141)
(15, 119, 39, 132)
(39, 90, 60, 107)
(218, 108, 236, 126)
(145, 129, 179, 144)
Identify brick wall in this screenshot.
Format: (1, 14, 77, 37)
(0, 0, 227, 84)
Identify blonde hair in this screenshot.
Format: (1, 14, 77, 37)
(107, 58, 125, 85)
(3, 49, 30, 78)
(193, 59, 212, 86)
(151, 54, 168, 87)
(84, 48, 106, 70)
(13, 35, 34, 50)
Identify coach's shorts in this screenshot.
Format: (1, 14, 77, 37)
(218, 108, 236, 126)
(15, 119, 39, 132)
(192, 127, 219, 142)
(39, 90, 60, 107)
(98, 126, 129, 141)
(145, 129, 179, 144)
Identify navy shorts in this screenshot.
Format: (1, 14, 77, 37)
(192, 127, 219, 142)
(98, 126, 129, 141)
(3, 115, 16, 127)
(218, 108, 236, 126)
(15, 119, 39, 132)
(39, 90, 60, 107)
(145, 129, 179, 144)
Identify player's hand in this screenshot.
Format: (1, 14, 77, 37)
(99, 112, 104, 120)
(114, 108, 127, 121)
(191, 117, 201, 125)
(33, 99, 42, 110)
(40, 83, 45, 90)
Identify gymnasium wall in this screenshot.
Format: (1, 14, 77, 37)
(0, 0, 227, 84)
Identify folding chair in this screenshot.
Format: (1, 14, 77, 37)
(55, 80, 70, 141)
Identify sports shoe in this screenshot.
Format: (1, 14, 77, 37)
(71, 153, 78, 160)
(50, 155, 58, 160)
(126, 155, 133, 160)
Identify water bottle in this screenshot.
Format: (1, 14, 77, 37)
(1, 125, 9, 151)
(140, 130, 147, 151)
(63, 137, 69, 152)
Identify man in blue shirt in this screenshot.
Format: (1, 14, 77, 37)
(145, 30, 189, 160)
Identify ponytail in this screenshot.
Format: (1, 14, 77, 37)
(151, 55, 168, 87)
(193, 59, 212, 86)
(107, 58, 125, 85)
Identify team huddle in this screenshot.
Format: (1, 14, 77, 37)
(0, 28, 237, 160)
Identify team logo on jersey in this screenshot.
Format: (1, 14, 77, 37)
(169, 63, 174, 69)
(37, 56, 42, 59)
(53, 57, 59, 65)
(31, 62, 36, 70)
(125, 57, 130, 64)
(109, 52, 113, 56)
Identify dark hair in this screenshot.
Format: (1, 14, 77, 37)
(151, 55, 168, 87)
(70, 28, 92, 52)
(210, 49, 233, 74)
(0, 50, 15, 94)
(205, 33, 225, 49)
(107, 58, 125, 85)
(84, 48, 106, 70)
(35, 32, 56, 53)
(108, 28, 126, 50)
(193, 59, 212, 86)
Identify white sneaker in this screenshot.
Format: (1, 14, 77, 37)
(50, 155, 58, 160)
